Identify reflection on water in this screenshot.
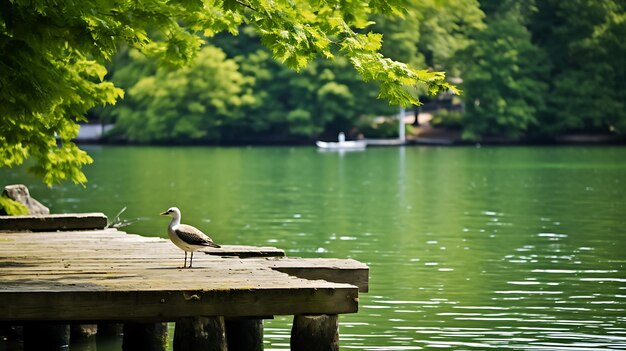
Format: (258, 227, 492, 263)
(1, 146, 626, 350)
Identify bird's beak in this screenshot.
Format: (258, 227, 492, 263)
(160, 211, 168, 216)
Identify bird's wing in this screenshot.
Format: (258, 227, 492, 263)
(175, 224, 221, 248)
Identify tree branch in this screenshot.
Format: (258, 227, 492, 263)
(235, 0, 257, 12)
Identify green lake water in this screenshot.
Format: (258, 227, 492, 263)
(1, 145, 626, 350)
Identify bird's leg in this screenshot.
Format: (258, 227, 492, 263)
(183, 251, 188, 268)
(189, 252, 194, 268)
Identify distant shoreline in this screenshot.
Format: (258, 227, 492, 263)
(75, 124, 626, 147)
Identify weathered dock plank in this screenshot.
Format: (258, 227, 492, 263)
(0, 229, 285, 257)
(0, 229, 364, 323)
(0, 213, 108, 232)
(0, 283, 357, 322)
(267, 257, 369, 292)
(204, 245, 285, 258)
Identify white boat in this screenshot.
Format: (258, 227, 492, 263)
(315, 140, 367, 150)
(316, 132, 367, 150)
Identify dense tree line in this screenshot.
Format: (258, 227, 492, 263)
(460, 0, 626, 140)
(100, 0, 626, 144)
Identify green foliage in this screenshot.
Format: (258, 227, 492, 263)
(530, 0, 626, 135)
(413, 0, 485, 74)
(0, 0, 208, 185)
(209, 28, 399, 139)
(458, 9, 549, 140)
(1, 0, 459, 184)
(371, 0, 484, 81)
(111, 46, 255, 143)
(358, 118, 401, 139)
(0, 196, 29, 216)
(430, 110, 463, 130)
(246, 55, 387, 138)
(456, 0, 626, 140)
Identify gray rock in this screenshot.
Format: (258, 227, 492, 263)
(2, 184, 50, 215)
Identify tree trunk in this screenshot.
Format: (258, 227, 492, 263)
(413, 105, 421, 126)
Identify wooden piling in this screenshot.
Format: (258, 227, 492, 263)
(122, 322, 168, 351)
(291, 315, 339, 351)
(23, 323, 70, 351)
(173, 316, 227, 351)
(226, 319, 264, 351)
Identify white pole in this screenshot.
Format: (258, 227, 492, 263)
(398, 106, 405, 142)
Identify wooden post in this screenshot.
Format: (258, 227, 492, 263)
(23, 323, 70, 351)
(225, 319, 264, 351)
(291, 315, 339, 351)
(173, 316, 227, 351)
(398, 106, 406, 142)
(122, 323, 168, 351)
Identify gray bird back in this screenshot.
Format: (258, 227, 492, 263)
(175, 224, 220, 247)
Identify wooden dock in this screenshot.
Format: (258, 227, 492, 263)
(0, 214, 368, 350)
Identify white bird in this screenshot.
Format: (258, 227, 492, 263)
(160, 207, 220, 268)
